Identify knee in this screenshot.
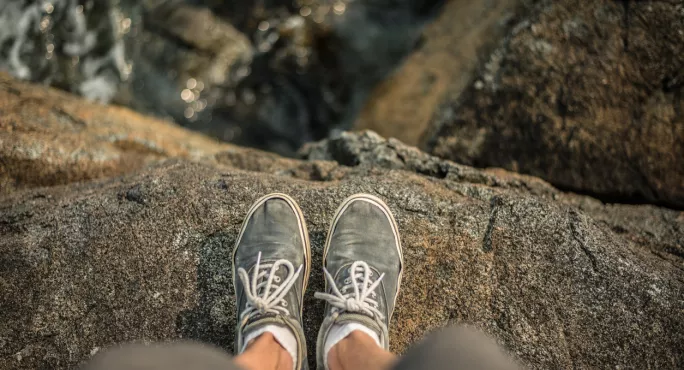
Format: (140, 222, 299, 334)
(392, 325, 519, 370)
(83, 341, 236, 370)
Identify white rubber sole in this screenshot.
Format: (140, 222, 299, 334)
(322, 193, 404, 320)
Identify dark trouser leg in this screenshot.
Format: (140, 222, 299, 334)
(83, 341, 244, 370)
(392, 326, 519, 370)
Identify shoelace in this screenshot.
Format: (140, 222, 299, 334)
(314, 260, 386, 323)
(237, 252, 303, 321)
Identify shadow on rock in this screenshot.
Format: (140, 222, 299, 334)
(176, 232, 238, 351)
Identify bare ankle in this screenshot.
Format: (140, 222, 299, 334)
(328, 331, 395, 370)
(327, 340, 345, 370)
(235, 333, 292, 370)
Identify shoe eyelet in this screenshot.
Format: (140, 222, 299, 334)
(282, 301, 288, 307)
(369, 271, 373, 277)
(344, 278, 351, 284)
(274, 276, 281, 283)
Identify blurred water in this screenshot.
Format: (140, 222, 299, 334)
(0, 0, 445, 155)
(0, 0, 136, 101)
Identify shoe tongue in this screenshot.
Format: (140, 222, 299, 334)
(252, 263, 289, 294)
(255, 261, 285, 278)
(337, 264, 379, 287)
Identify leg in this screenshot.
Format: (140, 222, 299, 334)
(83, 341, 242, 370)
(84, 334, 292, 370)
(234, 332, 293, 370)
(327, 326, 518, 370)
(392, 325, 519, 370)
(328, 330, 397, 370)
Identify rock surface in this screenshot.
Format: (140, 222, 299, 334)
(1, 80, 683, 369)
(354, 0, 532, 145)
(425, 0, 684, 207)
(0, 73, 237, 194)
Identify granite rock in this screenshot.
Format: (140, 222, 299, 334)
(426, 0, 684, 207)
(1, 79, 683, 369)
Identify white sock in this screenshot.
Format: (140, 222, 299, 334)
(323, 323, 381, 370)
(242, 324, 298, 370)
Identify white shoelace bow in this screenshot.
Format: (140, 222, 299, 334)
(237, 252, 303, 321)
(314, 260, 386, 321)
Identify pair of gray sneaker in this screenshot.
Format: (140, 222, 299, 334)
(232, 193, 403, 370)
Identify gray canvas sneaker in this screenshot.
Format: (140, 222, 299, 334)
(314, 193, 403, 369)
(232, 193, 311, 370)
